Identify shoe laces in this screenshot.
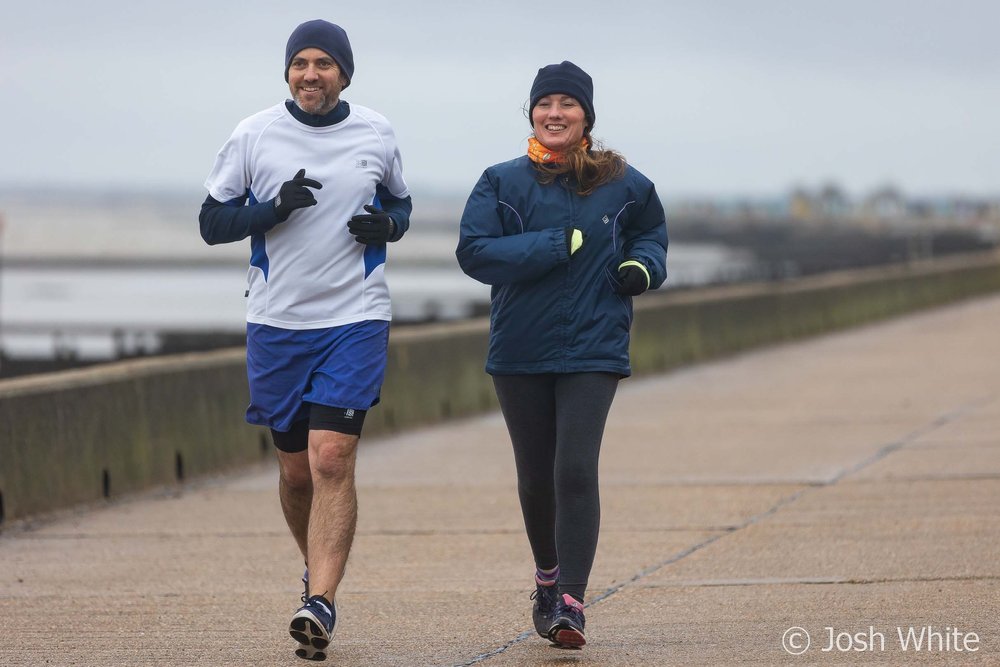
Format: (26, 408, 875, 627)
(558, 594, 585, 621)
(531, 583, 558, 611)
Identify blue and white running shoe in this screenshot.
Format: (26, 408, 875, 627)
(290, 594, 337, 661)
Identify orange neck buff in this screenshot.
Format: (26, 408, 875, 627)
(527, 137, 589, 164)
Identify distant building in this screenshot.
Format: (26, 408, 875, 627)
(862, 185, 906, 221)
(788, 187, 814, 221)
(816, 182, 851, 220)
(669, 182, 1000, 233)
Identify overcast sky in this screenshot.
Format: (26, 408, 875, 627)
(1, 0, 997, 199)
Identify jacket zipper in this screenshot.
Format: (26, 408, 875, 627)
(562, 177, 574, 369)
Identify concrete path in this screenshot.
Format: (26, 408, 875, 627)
(2, 295, 999, 666)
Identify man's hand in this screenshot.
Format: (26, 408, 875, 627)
(348, 204, 396, 244)
(274, 169, 323, 222)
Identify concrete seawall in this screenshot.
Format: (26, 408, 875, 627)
(3, 251, 999, 523)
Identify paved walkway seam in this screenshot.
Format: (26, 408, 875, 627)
(455, 396, 989, 666)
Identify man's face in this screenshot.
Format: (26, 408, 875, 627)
(287, 48, 347, 115)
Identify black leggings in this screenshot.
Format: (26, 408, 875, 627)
(492, 372, 619, 601)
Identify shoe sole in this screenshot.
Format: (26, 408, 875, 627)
(548, 621, 586, 649)
(290, 607, 335, 661)
(551, 627, 586, 648)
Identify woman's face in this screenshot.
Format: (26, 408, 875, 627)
(531, 94, 587, 152)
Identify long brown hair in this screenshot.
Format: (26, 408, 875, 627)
(532, 128, 627, 196)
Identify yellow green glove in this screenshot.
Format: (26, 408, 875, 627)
(565, 227, 584, 256)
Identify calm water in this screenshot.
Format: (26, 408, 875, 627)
(0, 196, 756, 361)
(0, 242, 756, 360)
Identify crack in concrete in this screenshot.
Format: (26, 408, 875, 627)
(455, 396, 990, 666)
(641, 574, 1000, 588)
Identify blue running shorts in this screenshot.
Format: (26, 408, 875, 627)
(245, 319, 390, 432)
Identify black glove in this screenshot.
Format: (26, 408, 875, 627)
(348, 204, 396, 244)
(273, 168, 322, 222)
(617, 262, 649, 296)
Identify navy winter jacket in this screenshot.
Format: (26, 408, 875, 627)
(457, 155, 667, 376)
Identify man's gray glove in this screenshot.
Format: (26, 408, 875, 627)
(348, 204, 396, 244)
(274, 168, 322, 222)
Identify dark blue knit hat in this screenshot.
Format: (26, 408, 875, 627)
(284, 20, 354, 87)
(529, 61, 595, 127)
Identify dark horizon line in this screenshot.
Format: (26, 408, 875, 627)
(1, 182, 999, 203)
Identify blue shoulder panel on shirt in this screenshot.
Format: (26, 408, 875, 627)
(223, 192, 249, 207)
(247, 189, 269, 280)
(363, 243, 386, 278)
(362, 192, 388, 278)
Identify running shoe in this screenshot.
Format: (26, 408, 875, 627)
(530, 581, 560, 638)
(300, 568, 309, 604)
(290, 595, 337, 661)
(547, 594, 586, 648)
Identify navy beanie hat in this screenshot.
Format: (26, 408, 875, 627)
(284, 20, 355, 87)
(529, 61, 595, 127)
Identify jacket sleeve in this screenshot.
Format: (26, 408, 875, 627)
(456, 170, 568, 286)
(198, 193, 282, 245)
(621, 182, 668, 289)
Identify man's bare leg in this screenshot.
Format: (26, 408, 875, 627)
(304, 429, 360, 603)
(276, 449, 312, 559)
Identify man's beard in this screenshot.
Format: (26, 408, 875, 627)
(294, 91, 333, 115)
